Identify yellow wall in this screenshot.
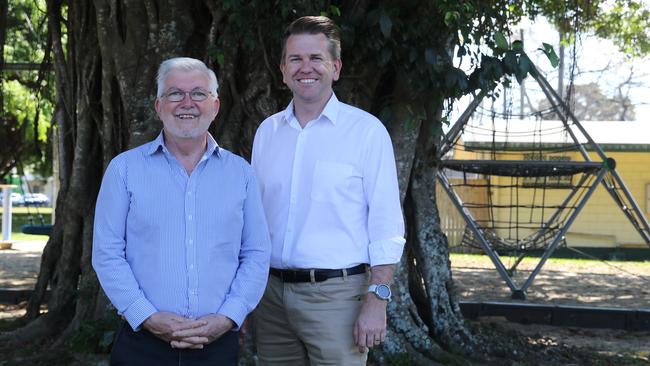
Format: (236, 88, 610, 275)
(572, 151, 650, 247)
(444, 149, 650, 248)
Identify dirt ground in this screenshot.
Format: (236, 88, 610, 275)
(451, 253, 650, 364)
(1, 244, 650, 364)
(0, 241, 44, 290)
(451, 254, 650, 308)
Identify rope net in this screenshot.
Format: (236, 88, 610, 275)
(443, 167, 600, 252)
(440, 115, 606, 255)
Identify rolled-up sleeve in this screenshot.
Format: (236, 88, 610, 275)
(363, 125, 406, 266)
(92, 159, 157, 330)
(217, 167, 271, 327)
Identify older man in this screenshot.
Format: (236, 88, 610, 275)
(252, 16, 405, 365)
(93, 57, 270, 365)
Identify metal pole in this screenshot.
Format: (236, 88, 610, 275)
(1, 184, 16, 243)
(519, 29, 525, 118)
(519, 168, 608, 293)
(532, 67, 609, 162)
(439, 91, 486, 157)
(533, 71, 592, 161)
(437, 171, 519, 292)
(558, 33, 564, 100)
(525, 173, 591, 246)
(533, 67, 650, 246)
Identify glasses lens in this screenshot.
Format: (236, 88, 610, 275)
(164, 89, 210, 102)
(166, 91, 184, 102)
(190, 90, 208, 101)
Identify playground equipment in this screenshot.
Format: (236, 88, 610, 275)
(438, 64, 650, 299)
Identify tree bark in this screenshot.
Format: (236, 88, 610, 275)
(0, 1, 476, 363)
(0, 0, 6, 112)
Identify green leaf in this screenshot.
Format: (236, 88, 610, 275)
(538, 42, 560, 68)
(512, 40, 523, 50)
(329, 5, 341, 17)
(515, 72, 524, 85)
(379, 13, 392, 38)
(518, 52, 531, 75)
(444, 11, 460, 26)
(503, 51, 517, 74)
(515, 53, 531, 84)
(495, 32, 508, 51)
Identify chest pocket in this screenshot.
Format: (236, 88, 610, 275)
(311, 160, 359, 203)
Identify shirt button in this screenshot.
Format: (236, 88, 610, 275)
(189, 264, 194, 269)
(188, 239, 193, 245)
(187, 191, 192, 195)
(188, 215, 193, 220)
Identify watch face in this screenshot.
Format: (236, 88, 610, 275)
(376, 284, 391, 298)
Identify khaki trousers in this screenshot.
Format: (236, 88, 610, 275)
(254, 272, 369, 366)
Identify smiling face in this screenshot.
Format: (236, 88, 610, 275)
(280, 33, 341, 109)
(155, 69, 219, 141)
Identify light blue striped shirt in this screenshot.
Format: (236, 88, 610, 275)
(92, 132, 270, 331)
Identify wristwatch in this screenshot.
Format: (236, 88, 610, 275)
(368, 284, 392, 302)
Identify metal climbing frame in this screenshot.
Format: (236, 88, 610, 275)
(437, 67, 650, 299)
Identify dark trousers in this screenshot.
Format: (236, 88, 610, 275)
(110, 322, 238, 366)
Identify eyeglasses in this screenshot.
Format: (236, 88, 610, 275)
(162, 88, 212, 102)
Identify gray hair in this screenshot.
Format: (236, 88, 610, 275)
(156, 57, 219, 97)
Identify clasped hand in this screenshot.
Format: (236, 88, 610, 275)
(143, 311, 234, 349)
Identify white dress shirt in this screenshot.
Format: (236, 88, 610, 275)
(252, 94, 405, 269)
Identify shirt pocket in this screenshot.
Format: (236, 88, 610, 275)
(311, 160, 358, 203)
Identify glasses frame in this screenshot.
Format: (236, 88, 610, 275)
(161, 88, 213, 102)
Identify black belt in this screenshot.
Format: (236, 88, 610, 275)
(270, 264, 368, 283)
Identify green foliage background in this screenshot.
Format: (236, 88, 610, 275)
(2, 0, 54, 178)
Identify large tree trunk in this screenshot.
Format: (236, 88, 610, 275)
(0, 1, 476, 363)
(0, 0, 6, 112)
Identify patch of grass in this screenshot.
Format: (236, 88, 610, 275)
(1, 211, 52, 240)
(4, 207, 53, 215)
(7, 232, 49, 241)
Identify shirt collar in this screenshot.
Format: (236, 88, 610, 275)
(282, 93, 340, 127)
(147, 131, 221, 158)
